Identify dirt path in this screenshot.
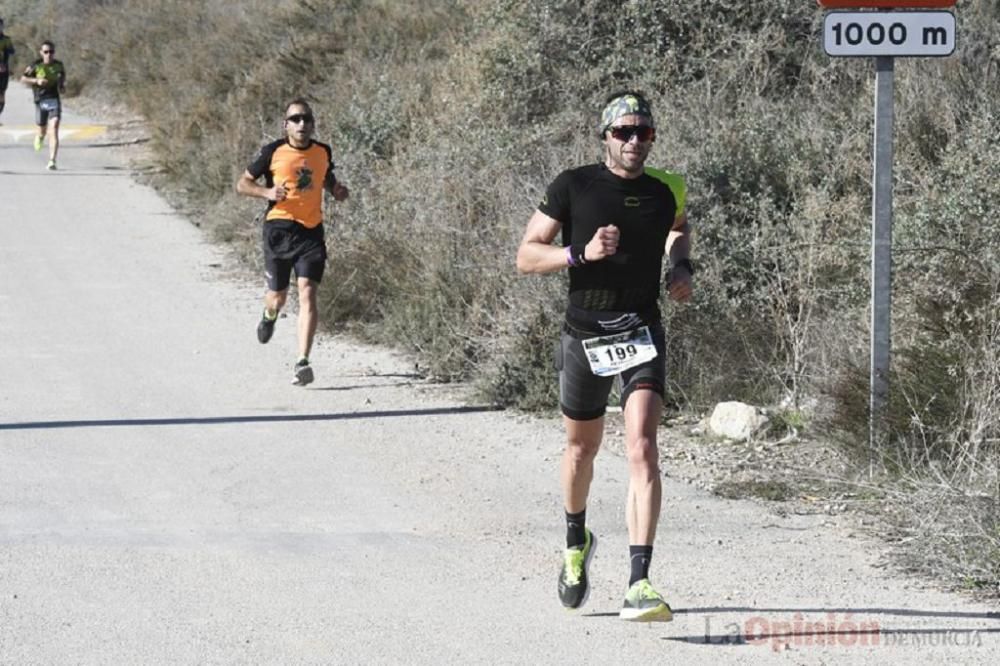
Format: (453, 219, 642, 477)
(1, 85, 997, 664)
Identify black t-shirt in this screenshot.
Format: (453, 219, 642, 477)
(539, 163, 686, 316)
(0, 34, 14, 69)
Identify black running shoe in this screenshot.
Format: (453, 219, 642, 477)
(257, 312, 276, 344)
(292, 359, 314, 386)
(557, 528, 596, 609)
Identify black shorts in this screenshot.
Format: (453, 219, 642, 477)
(0, 73, 8, 93)
(35, 97, 61, 125)
(261, 220, 327, 292)
(555, 322, 666, 421)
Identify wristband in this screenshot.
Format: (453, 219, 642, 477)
(569, 244, 588, 267)
(565, 246, 575, 267)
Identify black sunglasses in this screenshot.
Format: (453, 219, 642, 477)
(608, 125, 655, 142)
(41, 49, 54, 54)
(286, 113, 314, 124)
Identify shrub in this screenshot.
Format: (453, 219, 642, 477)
(13, 0, 1000, 589)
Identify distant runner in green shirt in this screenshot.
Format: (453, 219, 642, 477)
(21, 39, 66, 170)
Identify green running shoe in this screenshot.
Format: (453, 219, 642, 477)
(557, 528, 596, 609)
(34, 135, 44, 152)
(620, 578, 673, 622)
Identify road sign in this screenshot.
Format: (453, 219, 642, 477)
(824, 11, 956, 57)
(817, 1, 956, 7)
(819, 0, 958, 467)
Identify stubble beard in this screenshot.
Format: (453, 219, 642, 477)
(607, 145, 646, 175)
(288, 130, 312, 148)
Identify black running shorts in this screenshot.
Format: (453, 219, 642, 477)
(35, 97, 61, 126)
(555, 323, 666, 421)
(262, 220, 327, 292)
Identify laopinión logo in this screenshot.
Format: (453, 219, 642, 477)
(698, 612, 983, 652)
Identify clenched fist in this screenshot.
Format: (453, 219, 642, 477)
(585, 225, 619, 262)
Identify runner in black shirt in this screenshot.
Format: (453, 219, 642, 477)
(516, 91, 693, 622)
(20, 40, 65, 170)
(0, 18, 15, 122)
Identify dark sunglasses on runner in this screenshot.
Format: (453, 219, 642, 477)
(286, 113, 314, 124)
(41, 49, 54, 54)
(608, 125, 655, 142)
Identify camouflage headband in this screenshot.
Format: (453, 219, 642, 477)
(600, 94, 655, 134)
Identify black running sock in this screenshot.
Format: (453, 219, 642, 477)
(565, 509, 587, 549)
(629, 545, 653, 586)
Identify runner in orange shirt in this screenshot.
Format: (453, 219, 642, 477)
(237, 98, 349, 386)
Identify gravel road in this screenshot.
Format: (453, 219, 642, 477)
(1, 84, 997, 664)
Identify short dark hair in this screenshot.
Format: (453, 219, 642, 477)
(41, 40, 55, 51)
(285, 98, 313, 116)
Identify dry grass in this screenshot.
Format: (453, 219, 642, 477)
(8, 0, 1000, 595)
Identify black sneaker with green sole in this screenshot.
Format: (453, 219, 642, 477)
(557, 528, 596, 609)
(620, 578, 673, 622)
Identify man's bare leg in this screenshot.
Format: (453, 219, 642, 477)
(557, 414, 603, 608)
(619, 388, 672, 622)
(624, 390, 663, 545)
(296, 277, 319, 361)
(47, 117, 60, 165)
(291, 277, 319, 386)
(561, 415, 604, 514)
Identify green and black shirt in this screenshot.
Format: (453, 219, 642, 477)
(539, 163, 687, 315)
(24, 58, 65, 102)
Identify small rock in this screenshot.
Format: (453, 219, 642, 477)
(708, 401, 769, 441)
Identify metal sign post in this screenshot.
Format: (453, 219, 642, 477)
(870, 56, 894, 470)
(818, 0, 956, 472)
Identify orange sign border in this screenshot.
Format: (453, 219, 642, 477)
(817, 1, 956, 7)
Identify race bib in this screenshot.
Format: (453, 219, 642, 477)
(582, 326, 658, 377)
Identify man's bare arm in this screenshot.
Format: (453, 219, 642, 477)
(236, 170, 285, 201)
(665, 213, 692, 302)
